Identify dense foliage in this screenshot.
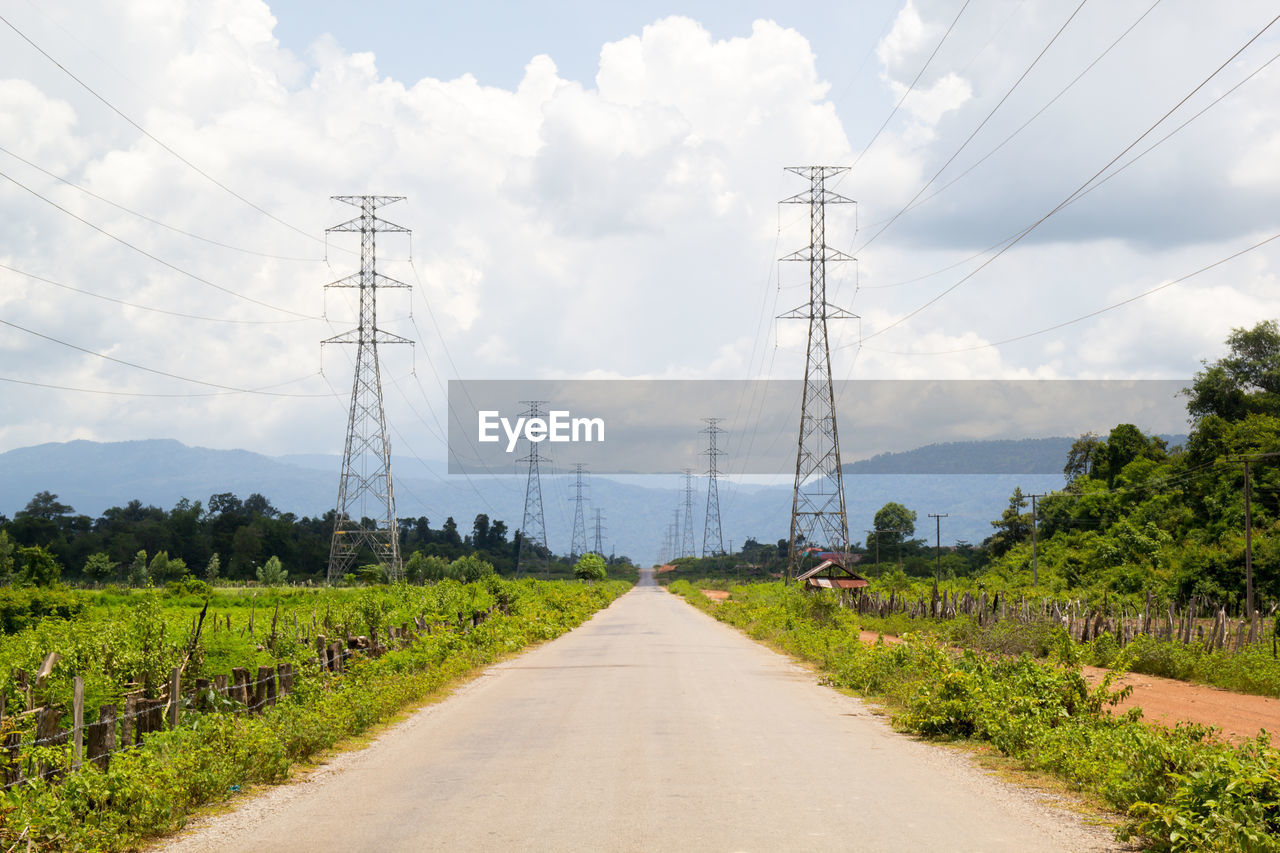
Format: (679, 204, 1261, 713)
(0, 488, 634, 585)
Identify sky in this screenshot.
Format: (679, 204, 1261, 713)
(2, 0, 1280, 484)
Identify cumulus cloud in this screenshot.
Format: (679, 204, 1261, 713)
(0, 0, 1277, 471)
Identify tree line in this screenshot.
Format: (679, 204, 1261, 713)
(0, 491, 531, 585)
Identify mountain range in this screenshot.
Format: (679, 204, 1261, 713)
(0, 437, 1150, 565)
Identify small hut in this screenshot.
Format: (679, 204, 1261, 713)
(795, 558, 869, 591)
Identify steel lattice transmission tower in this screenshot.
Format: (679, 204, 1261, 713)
(680, 468, 697, 559)
(515, 400, 550, 577)
(778, 167, 856, 580)
(701, 418, 725, 557)
(569, 463, 589, 561)
(323, 195, 412, 584)
(592, 508, 606, 556)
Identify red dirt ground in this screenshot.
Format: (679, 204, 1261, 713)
(854, 628, 1280, 742)
(700, 589, 731, 600)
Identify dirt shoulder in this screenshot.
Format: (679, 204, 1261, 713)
(853, 630, 1279, 743)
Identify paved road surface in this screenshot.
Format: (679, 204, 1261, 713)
(167, 572, 1116, 852)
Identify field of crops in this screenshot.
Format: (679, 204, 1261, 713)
(0, 577, 629, 851)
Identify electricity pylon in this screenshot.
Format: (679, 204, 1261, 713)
(592, 508, 606, 556)
(323, 195, 412, 583)
(515, 400, 550, 576)
(680, 468, 697, 558)
(701, 418, 725, 556)
(779, 167, 856, 580)
(569, 463, 589, 561)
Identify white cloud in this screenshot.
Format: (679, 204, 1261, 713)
(0, 0, 1278, 472)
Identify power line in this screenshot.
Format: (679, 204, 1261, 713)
(864, 230, 1280, 355)
(861, 0, 1166, 248)
(860, 11, 1280, 346)
(857, 0, 1092, 253)
(0, 315, 336, 396)
(0, 371, 332, 398)
(848, 0, 973, 175)
(0, 12, 330, 248)
(0, 262, 314, 326)
(0, 144, 323, 262)
(0, 165, 318, 319)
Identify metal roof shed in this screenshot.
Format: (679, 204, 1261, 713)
(795, 559, 869, 590)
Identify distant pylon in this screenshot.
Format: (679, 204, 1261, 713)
(680, 468, 697, 558)
(592, 508, 606, 556)
(701, 418, 725, 557)
(569, 463, 589, 561)
(778, 166, 856, 580)
(323, 195, 412, 584)
(515, 400, 550, 576)
(671, 508, 681, 560)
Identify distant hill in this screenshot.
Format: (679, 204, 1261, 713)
(846, 435, 1188, 475)
(0, 438, 1162, 564)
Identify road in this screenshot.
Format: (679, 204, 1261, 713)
(167, 571, 1117, 852)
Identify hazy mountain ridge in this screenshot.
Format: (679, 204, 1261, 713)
(847, 435, 1188, 475)
(0, 439, 1082, 564)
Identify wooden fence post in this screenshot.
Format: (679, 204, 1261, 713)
(72, 677, 84, 770)
(86, 704, 116, 770)
(168, 667, 181, 729)
(277, 663, 294, 698)
(231, 667, 250, 707)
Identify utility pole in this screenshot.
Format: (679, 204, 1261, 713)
(779, 167, 856, 580)
(569, 463, 589, 562)
(1229, 453, 1280, 622)
(701, 418, 726, 556)
(1029, 493, 1046, 586)
(515, 400, 550, 577)
(1244, 459, 1254, 622)
(928, 513, 949, 585)
(872, 528, 899, 575)
(681, 468, 697, 559)
(593, 508, 606, 556)
(323, 195, 412, 583)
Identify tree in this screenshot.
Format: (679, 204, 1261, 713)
(471, 514, 491, 549)
(1185, 320, 1280, 423)
(1064, 432, 1103, 483)
(0, 532, 12, 585)
(127, 550, 149, 586)
(16, 492, 73, 521)
(451, 554, 495, 583)
(205, 552, 221, 581)
(244, 493, 278, 519)
(15, 545, 61, 587)
(256, 555, 288, 586)
(83, 552, 117, 582)
(988, 488, 1032, 557)
(419, 554, 452, 582)
(574, 552, 607, 581)
(872, 502, 916, 546)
